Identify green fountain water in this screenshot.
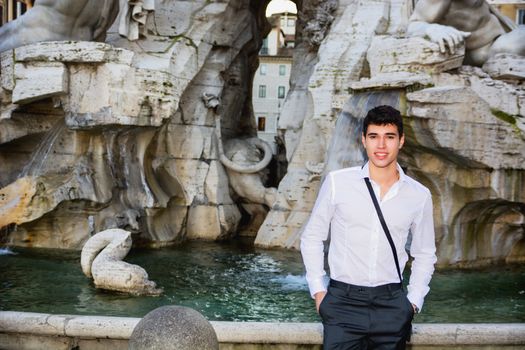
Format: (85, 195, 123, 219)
(1, 240, 524, 323)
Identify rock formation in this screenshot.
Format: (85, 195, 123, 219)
(255, 1, 525, 268)
(0, 0, 272, 248)
(0, 0, 523, 267)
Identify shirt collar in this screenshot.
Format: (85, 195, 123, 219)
(359, 161, 407, 183)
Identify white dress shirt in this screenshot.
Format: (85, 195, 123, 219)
(300, 162, 437, 310)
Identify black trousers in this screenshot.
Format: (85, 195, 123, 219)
(319, 279, 414, 350)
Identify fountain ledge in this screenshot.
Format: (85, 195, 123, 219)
(0, 311, 524, 349)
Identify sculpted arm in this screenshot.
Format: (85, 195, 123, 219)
(407, 0, 471, 54)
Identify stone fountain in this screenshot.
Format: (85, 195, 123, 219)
(0, 0, 523, 269)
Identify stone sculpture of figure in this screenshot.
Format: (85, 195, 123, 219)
(81, 228, 162, 296)
(407, 0, 525, 66)
(220, 137, 279, 208)
(0, 0, 119, 52)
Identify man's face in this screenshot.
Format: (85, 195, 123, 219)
(361, 123, 404, 169)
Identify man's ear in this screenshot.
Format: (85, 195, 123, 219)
(399, 134, 405, 149)
(361, 133, 366, 148)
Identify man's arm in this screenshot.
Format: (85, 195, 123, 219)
(407, 0, 470, 54)
(407, 191, 437, 312)
(300, 173, 335, 311)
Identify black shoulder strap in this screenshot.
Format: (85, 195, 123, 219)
(364, 177, 403, 283)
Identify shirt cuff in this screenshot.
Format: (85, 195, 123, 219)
(308, 277, 328, 299)
(406, 291, 424, 312)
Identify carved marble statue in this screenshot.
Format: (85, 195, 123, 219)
(0, 0, 523, 268)
(219, 137, 278, 208)
(0, 0, 119, 52)
(81, 228, 162, 295)
(212, 105, 283, 209)
(407, 0, 525, 66)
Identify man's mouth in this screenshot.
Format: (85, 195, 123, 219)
(374, 152, 388, 159)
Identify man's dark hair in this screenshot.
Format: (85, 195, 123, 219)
(362, 105, 403, 136)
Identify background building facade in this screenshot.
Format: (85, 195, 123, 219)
(252, 12, 296, 154)
(488, 0, 525, 24)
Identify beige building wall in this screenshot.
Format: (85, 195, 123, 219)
(252, 55, 293, 153)
(252, 12, 295, 154)
(488, 0, 525, 24)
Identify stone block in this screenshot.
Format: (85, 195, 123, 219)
(0, 113, 63, 146)
(255, 209, 297, 249)
(66, 63, 174, 128)
(162, 159, 209, 206)
(349, 72, 432, 91)
(186, 204, 240, 240)
(0, 49, 14, 91)
(143, 205, 188, 244)
(407, 86, 525, 169)
(186, 205, 219, 239)
(64, 315, 138, 339)
(482, 53, 525, 81)
(367, 36, 464, 76)
(14, 41, 133, 64)
(154, 1, 202, 37)
(218, 203, 241, 235)
(0, 177, 37, 228)
(166, 124, 215, 160)
(204, 160, 233, 205)
(12, 62, 68, 104)
(457, 67, 523, 117)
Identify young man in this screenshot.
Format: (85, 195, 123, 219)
(301, 105, 437, 349)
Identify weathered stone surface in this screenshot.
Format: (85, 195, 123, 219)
(261, 1, 392, 249)
(14, 41, 133, 64)
(129, 306, 218, 350)
(367, 36, 464, 76)
(65, 62, 174, 128)
(0, 177, 37, 228)
(205, 160, 233, 205)
(0, 0, 523, 268)
(458, 67, 524, 118)
(12, 62, 68, 104)
(0, 113, 63, 145)
(0, 50, 14, 91)
(166, 124, 215, 159)
(349, 72, 432, 91)
(482, 53, 525, 81)
(407, 86, 525, 169)
(186, 204, 241, 240)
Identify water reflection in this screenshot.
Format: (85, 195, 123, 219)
(0, 241, 524, 322)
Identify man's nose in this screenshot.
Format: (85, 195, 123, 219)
(378, 137, 386, 148)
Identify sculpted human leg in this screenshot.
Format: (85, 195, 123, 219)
(0, 0, 118, 52)
(490, 26, 525, 58)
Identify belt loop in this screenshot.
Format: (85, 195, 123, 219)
(346, 284, 351, 294)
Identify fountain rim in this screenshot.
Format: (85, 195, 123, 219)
(0, 311, 524, 347)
